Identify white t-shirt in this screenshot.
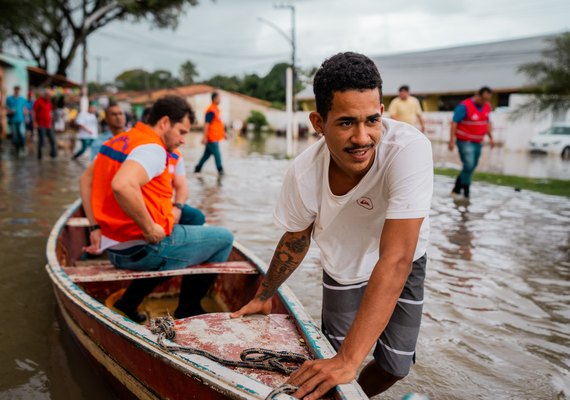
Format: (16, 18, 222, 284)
(100, 144, 168, 251)
(75, 111, 99, 139)
(174, 155, 186, 177)
(274, 118, 433, 284)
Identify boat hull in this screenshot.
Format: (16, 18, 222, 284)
(46, 200, 368, 399)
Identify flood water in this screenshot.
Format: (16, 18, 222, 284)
(0, 132, 568, 400)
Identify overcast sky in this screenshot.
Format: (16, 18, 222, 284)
(64, 0, 570, 84)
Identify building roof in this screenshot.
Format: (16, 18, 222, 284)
(27, 66, 79, 88)
(124, 84, 272, 107)
(372, 33, 559, 96)
(228, 91, 272, 107)
(127, 84, 215, 104)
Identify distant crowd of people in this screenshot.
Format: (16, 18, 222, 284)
(1, 86, 137, 160)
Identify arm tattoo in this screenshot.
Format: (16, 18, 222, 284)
(257, 230, 311, 301)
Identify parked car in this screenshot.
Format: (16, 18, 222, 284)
(528, 123, 570, 159)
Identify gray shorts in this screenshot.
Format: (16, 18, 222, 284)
(321, 254, 426, 378)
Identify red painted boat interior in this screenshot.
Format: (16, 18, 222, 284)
(173, 313, 312, 388)
(54, 205, 324, 395)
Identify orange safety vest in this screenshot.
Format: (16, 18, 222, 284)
(205, 102, 225, 142)
(456, 98, 491, 143)
(167, 148, 182, 183)
(92, 122, 174, 242)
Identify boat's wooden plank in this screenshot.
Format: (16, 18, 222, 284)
(172, 313, 311, 388)
(66, 217, 91, 227)
(63, 261, 258, 283)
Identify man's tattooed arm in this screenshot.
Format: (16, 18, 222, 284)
(256, 224, 313, 301)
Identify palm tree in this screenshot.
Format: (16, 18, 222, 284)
(513, 32, 570, 119)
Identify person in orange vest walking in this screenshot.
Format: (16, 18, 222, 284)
(448, 87, 495, 198)
(194, 92, 225, 175)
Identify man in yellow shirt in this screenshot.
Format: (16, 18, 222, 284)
(388, 85, 425, 132)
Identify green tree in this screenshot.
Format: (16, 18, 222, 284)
(201, 74, 243, 92)
(0, 0, 198, 76)
(246, 110, 268, 132)
(199, 62, 307, 107)
(514, 33, 570, 118)
(115, 68, 180, 91)
(87, 81, 108, 95)
(115, 69, 152, 91)
(180, 60, 199, 85)
(150, 70, 181, 88)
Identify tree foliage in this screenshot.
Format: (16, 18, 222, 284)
(514, 32, 570, 118)
(115, 68, 181, 91)
(201, 74, 243, 93)
(201, 62, 306, 108)
(246, 110, 268, 132)
(180, 60, 199, 85)
(0, 0, 198, 76)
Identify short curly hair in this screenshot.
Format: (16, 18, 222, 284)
(313, 52, 383, 119)
(147, 95, 195, 126)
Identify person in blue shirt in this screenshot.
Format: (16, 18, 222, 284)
(90, 103, 125, 161)
(6, 86, 27, 155)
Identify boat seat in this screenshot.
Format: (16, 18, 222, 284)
(63, 217, 259, 282)
(63, 260, 258, 283)
(66, 217, 91, 227)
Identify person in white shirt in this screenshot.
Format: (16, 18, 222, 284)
(73, 104, 99, 159)
(231, 52, 433, 399)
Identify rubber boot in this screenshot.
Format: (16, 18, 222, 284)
(114, 277, 170, 323)
(174, 274, 217, 319)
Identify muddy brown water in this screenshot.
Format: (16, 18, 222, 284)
(0, 133, 568, 399)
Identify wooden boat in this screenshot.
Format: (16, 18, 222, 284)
(46, 200, 368, 400)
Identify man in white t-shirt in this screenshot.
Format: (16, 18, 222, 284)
(232, 52, 433, 398)
(73, 104, 99, 159)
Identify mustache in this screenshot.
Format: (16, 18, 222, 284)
(344, 143, 374, 152)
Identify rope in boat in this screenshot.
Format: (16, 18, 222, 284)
(265, 384, 299, 399)
(149, 316, 311, 378)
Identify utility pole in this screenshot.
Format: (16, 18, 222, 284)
(94, 56, 109, 84)
(259, 2, 297, 157)
(274, 3, 297, 143)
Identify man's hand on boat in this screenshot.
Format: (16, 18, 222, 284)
(83, 230, 103, 255)
(287, 355, 357, 400)
(143, 222, 166, 244)
(229, 297, 272, 318)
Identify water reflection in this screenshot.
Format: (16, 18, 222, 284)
(0, 134, 568, 400)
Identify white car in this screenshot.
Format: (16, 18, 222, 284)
(528, 123, 570, 159)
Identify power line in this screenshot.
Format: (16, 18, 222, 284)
(97, 31, 288, 60)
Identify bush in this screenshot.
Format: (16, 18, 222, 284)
(246, 110, 268, 132)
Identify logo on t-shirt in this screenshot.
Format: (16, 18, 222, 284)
(356, 197, 373, 210)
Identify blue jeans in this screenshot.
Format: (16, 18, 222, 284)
(195, 141, 223, 172)
(73, 138, 95, 159)
(107, 224, 233, 271)
(456, 140, 482, 186)
(180, 204, 206, 226)
(37, 127, 58, 159)
(9, 121, 25, 150)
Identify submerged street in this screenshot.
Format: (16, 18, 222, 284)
(0, 133, 568, 399)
